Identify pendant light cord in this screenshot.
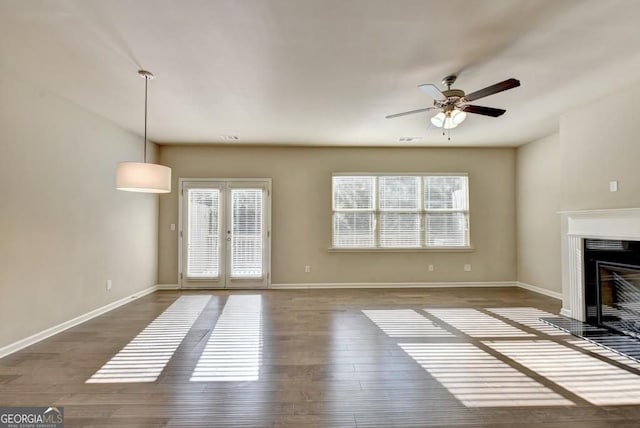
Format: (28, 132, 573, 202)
(143, 75, 148, 163)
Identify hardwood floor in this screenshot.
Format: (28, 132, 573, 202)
(2, 287, 640, 427)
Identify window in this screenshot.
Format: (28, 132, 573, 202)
(332, 174, 469, 249)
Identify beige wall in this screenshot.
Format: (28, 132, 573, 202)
(0, 68, 159, 349)
(158, 146, 516, 285)
(515, 79, 640, 294)
(560, 79, 640, 210)
(516, 133, 562, 293)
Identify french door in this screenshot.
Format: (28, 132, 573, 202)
(179, 179, 271, 288)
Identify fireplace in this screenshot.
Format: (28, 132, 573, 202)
(584, 239, 640, 338)
(552, 209, 640, 359)
(560, 208, 640, 322)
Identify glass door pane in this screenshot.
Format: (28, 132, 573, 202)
(187, 188, 220, 278)
(181, 181, 225, 288)
(230, 189, 263, 278)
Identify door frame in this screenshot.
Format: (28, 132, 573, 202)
(178, 177, 272, 289)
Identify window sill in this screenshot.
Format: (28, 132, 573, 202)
(327, 246, 474, 253)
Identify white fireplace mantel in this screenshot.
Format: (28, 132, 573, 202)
(560, 208, 640, 320)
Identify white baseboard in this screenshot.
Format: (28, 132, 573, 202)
(156, 283, 180, 290)
(272, 281, 564, 302)
(0, 285, 157, 359)
(271, 281, 517, 289)
(516, 281, 563, 300)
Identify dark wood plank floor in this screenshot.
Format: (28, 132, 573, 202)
(2, 287, 640, 427)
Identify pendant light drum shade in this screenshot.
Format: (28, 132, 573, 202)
(116, 162, 171, 193)
(116, 70, 172, 194)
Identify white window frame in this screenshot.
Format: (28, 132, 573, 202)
(330, 173, 472, 252)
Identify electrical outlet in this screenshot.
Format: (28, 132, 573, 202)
(464, 264, 472, 272)
(609, 181, 618, 192)
(106, 279, 112, 291)
(304, 265, 311, 273)
(428, 265, 434, 271)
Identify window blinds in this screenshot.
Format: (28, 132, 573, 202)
(230, 189, 263, 278)
(332, 176, 375, 248)
(379, 176, 421, 247)
(332, 174, 469, 248)
(424, 176, 469, 247)
(187, 189, 220, 277)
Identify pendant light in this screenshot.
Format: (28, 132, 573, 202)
(116, 70, 171, 193)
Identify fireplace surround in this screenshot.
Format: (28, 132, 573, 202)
(560, 208, 640, 324)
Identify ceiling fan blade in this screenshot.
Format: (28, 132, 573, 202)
(385, 107, 435, 119)
(462, 105, 506, 117)
(418, 84, 446, 100)
(463, 78, 520, 102)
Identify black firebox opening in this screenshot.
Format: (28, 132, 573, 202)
(584, 239, 640, 338)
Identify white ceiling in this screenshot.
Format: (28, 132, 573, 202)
(1, 0, 640, 147)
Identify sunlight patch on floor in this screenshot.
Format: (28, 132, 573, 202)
(427, 308, 533, 337)
(485, 307, 568, 336)
(400, 343, 573, 407)
(486, 340, 640, 405)
(86, 295, 211, 383)
(566, 338, 640, 370)
(190, 295, 262, 382)
(362, 310, 454, 337)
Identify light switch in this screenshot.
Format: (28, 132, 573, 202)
(609, 181, 618, 192)
(170, 223, 176, 231)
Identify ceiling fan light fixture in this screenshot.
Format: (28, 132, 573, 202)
(430, 112, 446, 128)
(450, 109, 467, 126)
(442, 117, 458, 130)
(116, 70, 172, 194)
(431, 109, 466, 129)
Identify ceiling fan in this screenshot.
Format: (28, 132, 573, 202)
(386, 75, 520, 130)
